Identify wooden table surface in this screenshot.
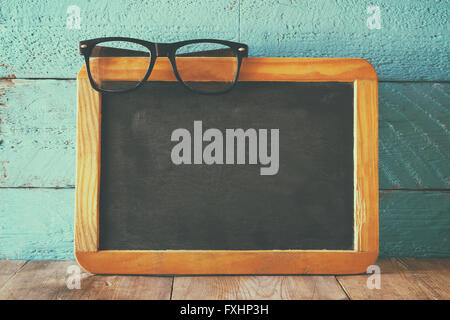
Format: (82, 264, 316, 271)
(0, 258, 448, 300)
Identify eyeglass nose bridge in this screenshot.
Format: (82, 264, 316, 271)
(154, 43, 172, 57)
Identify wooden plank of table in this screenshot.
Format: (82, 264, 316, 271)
(0, 260, 27, 289)
(57, 274, 173, 300)
(336, 258, 450, 300)
(1, 259, 449, 300)
(394, 258, 450, 300)
(0, 260, 75, 299)
(172, 276, 348, 300)
(0, 261, 173, 300)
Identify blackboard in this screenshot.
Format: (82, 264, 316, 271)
(75, 58, 379, 275)
(99, 81, 354, 251)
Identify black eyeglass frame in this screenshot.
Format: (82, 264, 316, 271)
(79, 37, 249, 95)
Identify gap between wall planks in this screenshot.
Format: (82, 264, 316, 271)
(75, 57, 378, 274)
(0, 259, 448, 300)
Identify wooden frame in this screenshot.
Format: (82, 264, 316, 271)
(75, 57, 378, 275)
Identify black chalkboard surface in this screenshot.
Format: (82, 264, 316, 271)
(99, 81, 354, 251)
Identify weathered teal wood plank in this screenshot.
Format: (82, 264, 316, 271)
(1, 80, 448, 189)
(0, 0, 448, 80)
(380, 191, 450, 258)
(241, 0, 449, 81)
(0, 189, 74, 260)
(379, 82, 450, 189)
(0, 189, 447, 259)
(0, 80, 76, 188)
(0, 0, 239, 79)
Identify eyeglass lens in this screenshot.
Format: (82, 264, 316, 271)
(89, 41, 151, 91)
(175, 42, 238, 94)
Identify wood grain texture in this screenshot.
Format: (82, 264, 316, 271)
(0, 259, 447, 300)
(78, 57, 377, 81)
(394, 258, 450, 300)
(76, 251, 377, 275)
(379, 82, 450, 189)
(172, 276, 348, 300)
(380, 191, 450, 258)
(0, 189, 74, 260)
(0, 0, 239, 79)
(2, 81, 447, 190)
(337, 258, 450, 300)
(0, 79, 76, 188)
(1, 0, 448, 81)
(0, 260, 75, 299)
(240, 0, 449, 81)
(57, 274, 172, 300)
(0, 260, 27, 289)
(75, 78, 101, 252)
(354, 79, 378, 252)
(0, 260, 173, 300)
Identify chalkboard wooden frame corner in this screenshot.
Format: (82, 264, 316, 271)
(75, 57, 378, 275)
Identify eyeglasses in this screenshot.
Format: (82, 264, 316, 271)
(79, 37, 248, 95)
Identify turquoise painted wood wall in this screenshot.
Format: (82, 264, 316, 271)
(0, 0, 449, 259)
